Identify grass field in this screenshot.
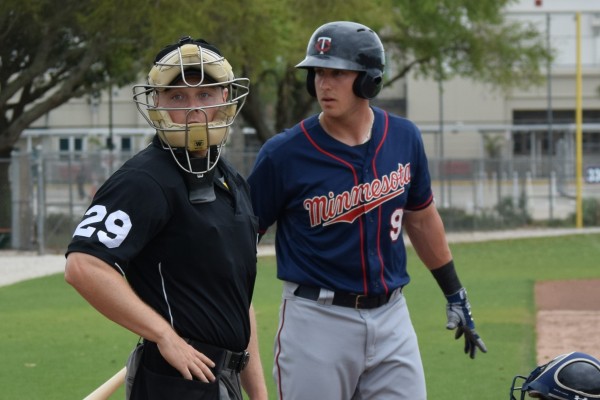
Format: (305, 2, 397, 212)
(1, 233, 599, 399)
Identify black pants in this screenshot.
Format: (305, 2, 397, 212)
(130, 341, 243, 400)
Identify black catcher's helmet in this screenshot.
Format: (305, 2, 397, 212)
(296, 21, 385, 99)
(510, 352, 600, 400)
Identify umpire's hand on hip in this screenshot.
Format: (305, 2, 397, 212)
(444, 287, 487, 359)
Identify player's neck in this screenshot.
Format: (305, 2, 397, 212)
(319, 107, 374, 147)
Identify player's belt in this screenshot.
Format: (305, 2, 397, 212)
(293, 285, 399, 309)
(183, 339, 250, 373)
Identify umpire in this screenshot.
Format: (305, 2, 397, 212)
(65, 37, 267, 400)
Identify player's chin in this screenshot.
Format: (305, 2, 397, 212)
(318, 100, 338, 112)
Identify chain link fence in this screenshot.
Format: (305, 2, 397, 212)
(2, 146, 599, 254)
(2, 148, 132, 253)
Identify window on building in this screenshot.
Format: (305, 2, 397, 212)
(121, 137, 132, 152)
(58, 136, 86, 160)
(74, 138, 83, 160)
(59, 138, 70, 152)
(513, 109, 600, 156)
(584, 132, 600, 154)
(59, 137, 84, 151)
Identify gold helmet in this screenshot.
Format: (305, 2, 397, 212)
(133, 37, 250, 175)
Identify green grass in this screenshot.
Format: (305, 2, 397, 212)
(1, 233, 599, 399)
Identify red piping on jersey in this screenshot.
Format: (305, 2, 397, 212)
(300, 119, 369, 294)
(371, 111, 390, 295)
(407, 193, 434, 211)
(275, 299, 288, 400)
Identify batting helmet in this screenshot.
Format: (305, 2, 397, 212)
(510, 351, 600, 400)
(133, 36, 249, 176)
(296, 21, 385, 99)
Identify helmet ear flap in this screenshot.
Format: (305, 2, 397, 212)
(307, 69, 382, 99)
(306, 69, 316, 97)
(353, 70, 383, 99)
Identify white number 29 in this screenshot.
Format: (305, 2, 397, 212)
(73, 205, 132, 249)
(389, 209, 404, 242)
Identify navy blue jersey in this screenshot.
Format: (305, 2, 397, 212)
(248, 107, 433, 295)
(67, 137, 258, 351)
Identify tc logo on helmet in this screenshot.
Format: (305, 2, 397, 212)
(315, 37, 332, 54)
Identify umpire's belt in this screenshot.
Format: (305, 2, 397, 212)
(183, 339, 250, 373)
(293, 285, 399, 309)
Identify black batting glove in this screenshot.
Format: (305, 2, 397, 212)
(445, 287, 487, 359)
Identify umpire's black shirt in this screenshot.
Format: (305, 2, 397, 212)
(67, 136, 258, 351)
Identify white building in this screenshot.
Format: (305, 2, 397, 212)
(405, 0, 600, 169)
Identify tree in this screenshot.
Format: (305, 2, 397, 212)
(0, 0, 164, 226)
(381, 0, 551, 88)
(0, 0, 163, 156)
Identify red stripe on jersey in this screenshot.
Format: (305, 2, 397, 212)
(407, 193, 434, 211)
(300, 119, 369, 294)
(372, 111, 390, 295)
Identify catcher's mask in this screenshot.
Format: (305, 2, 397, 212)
(510, 351, 600, 400)
(133, 36, 249, 176)
(296, 21, 385, 99)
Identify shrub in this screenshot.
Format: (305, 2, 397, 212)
(568, 198, 600, 226)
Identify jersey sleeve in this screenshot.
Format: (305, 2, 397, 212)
(247, 141, 284, 236)
(405, 123, 434, 211)
(66, 169, 171, 272)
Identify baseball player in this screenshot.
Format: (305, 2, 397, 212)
(247, 21, 486, 399)
(510, 351, 600, 399)
(65, 37, 267, 400)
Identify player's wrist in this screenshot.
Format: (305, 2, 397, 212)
(445, 287, 468, 305)
(431, 260, 463, 296)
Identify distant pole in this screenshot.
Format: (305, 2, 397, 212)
(546, 13, 554, 220)
(575, 12, 583, 228)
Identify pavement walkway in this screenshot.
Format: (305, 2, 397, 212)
(1, 227, 599, 288)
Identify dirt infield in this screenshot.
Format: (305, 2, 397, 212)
(535, 279, 600, 364)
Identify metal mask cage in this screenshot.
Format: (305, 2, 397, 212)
(132, 44, 250, 176)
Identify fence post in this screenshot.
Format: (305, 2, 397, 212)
(512, 171, 519, 206)
(10, 149, 34, 250)
(9, 149, 21, 249)
(35, 145, 46, 254)
(475, 169, 485, 211)
(550, 171, 557, 219)
(525, 171, 534, 217)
